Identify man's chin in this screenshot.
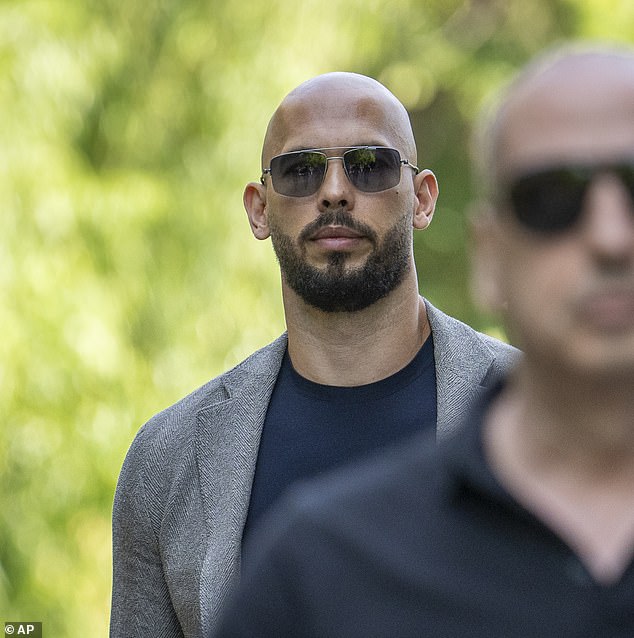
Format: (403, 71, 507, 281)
(293, 276, 393, 313)
(312, 250, 359, 270)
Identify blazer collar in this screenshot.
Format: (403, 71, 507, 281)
(196, 334, 287, 632)
(425, 299, 498, 440)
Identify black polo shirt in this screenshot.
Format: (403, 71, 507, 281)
(218, 384, 634, 638)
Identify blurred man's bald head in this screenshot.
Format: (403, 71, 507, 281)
(475, 43, 634, 199)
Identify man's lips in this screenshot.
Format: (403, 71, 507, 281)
(577, 287, 634, 332)
(309, 225, 365, 240)
(308, 225, 366, 250)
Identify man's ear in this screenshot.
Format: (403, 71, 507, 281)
(469, 202, 506, 314)
(244, 182, 271, 240)
(412, 170, 439, 230)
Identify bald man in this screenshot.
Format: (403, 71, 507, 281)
(110, 73, 518, 638)
(214, 46, 634, 638)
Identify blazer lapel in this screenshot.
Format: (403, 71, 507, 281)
(425, 300, 497, 440)
(196, 334, 287, 633)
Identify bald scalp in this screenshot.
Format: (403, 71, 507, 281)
(262, 72, 417, 166)
(474, 42, 634, 200)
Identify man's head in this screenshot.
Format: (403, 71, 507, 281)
(244, 72, 438, 313)
(472, 44, 634, 380)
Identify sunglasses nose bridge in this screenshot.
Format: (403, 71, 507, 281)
(314, 155, 356, 208)
(320, 155, 352, 188)
(323, 155, 346, 176)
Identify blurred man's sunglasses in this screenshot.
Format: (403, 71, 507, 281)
(506, 160, 634, 235)
(261, 146, 419, 198)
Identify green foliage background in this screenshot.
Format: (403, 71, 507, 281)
(1, 0, 632, 634)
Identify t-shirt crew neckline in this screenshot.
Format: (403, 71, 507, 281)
(284, 334, 434, 403)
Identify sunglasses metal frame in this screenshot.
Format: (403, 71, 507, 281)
(260, 146, 419, 197)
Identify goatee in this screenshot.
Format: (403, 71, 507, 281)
(269, 209, 412, 313)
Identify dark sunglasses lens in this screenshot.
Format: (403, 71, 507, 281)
(509, 168, 587, 233)
(344, 147, 401, 192)
(270, 152, 327, 196)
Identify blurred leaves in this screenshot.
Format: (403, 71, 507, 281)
(0, 0, 632, 635)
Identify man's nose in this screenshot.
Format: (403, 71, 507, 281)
(582, 173, 634, 265)
(318, 158, 355, 211)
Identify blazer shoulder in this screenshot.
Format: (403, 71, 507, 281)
(426, 299, 519, 355)
(137, 333, 286, 440)
(425, 298, 520, 383)
(115, 334, 287, 500)
(477, 331, 520, 364)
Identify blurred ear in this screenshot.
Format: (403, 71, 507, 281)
(469, 201, 506, 314)
(412, 170, 438, 230)
(243, 182, 271, 240)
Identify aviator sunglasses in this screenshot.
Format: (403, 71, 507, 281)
(261, 146, 419, 197)
(505, 160, 634, 235)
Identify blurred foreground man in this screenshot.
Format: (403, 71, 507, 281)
(110, 73, 518, 637)
(214, 44, 634, 638)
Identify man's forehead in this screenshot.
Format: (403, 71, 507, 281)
(263, 73, 414, 161)
(270, 94, 389, 144)
(498, 53, 634, 171)
(282, 88, 390, 121)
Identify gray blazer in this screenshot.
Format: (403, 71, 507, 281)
(110, 299, 519, 638)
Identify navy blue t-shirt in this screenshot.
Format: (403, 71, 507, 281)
(242, 335, 436, 543)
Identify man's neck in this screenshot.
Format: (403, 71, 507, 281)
(283, 277, 429, 386)
(484, 367, 634, 584)
(490, 367, 634, 465)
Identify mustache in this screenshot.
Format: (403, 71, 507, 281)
(299, 209, 378, 245)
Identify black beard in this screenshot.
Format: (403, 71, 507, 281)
(269, 209, 412, 313)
